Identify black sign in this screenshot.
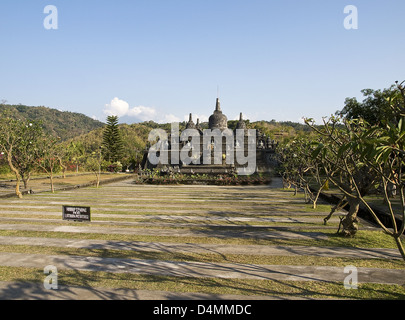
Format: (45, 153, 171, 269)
(62, 206, 91, 222)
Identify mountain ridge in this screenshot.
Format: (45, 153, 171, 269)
(0, 104, 105, 141)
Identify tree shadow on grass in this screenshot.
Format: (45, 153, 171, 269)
(1, 240, 404, 300)
(0, 278, 149, 300)
(35, 250, 405, 299)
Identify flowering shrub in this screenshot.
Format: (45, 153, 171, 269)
(134, 172, 271, 185)
(107, 161, 123, 173)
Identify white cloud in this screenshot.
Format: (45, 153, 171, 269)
(104, 97, 129, 117)
(127, 105, 157, 121)
(103, 97, 182, 124)
(161, 114, 182, 123)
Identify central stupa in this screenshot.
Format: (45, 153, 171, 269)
(208, 98, 228, 131)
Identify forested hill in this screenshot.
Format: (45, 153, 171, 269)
(0, 103, 316, 144)
(0, 104, 105, 141)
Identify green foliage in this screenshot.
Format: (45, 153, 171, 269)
(0, 111, 45, 192)
(135, 172, 271, 185)
(107, 161, 123, 173)
(85, 152, 108, 173)
(249, 120, 317, 144)
(64, 141, 86, 172)
(275, 136, 328, 207)
(0, 163, 10, 175)
(337, 85, 404, 126)
(102, 116, 124, 163)
(35, 135, 62, 173)
(67, 122, 151, 170)
(302, 81, 405, 259)
(0, 104, 104, 141)
(33, 134, 64, 192)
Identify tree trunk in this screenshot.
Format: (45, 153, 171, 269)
(313, 181, 328, 209)
(394, 236, 405, 261)
(23, 178, 28, 189)
(14, 173, 22, 199)
(324, 196, 348, 225)
(7, 153, 22, 198)
(50, 173, 54, 193)
(313, 188, 322, 209)
(22, 172, 31, 189)
(58, 158, 66, 179)
(304, 185, 314, 205)
(339, 197, 360, 237)
(303, 187, 308, 202)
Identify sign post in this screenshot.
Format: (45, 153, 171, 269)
(62, 206, 91, 222)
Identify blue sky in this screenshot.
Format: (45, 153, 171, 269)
(1, 0, 404, 124)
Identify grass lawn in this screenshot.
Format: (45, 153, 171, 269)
(0, 180, 404, 299)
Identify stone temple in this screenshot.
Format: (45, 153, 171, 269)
(142, 97, 277, 175)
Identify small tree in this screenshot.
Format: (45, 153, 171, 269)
(35, 135, 62, 193)
(56, 143, 68, 179)
(12, 121, 43, 189)
(305, 116, 380, 237)
(85, 147, 106, 188)
(276, 137, 328, 208)
(0, 112, 43, 197)
(66, 141, 85, 173)
(305, 81, 405, 260)
(353, 81, 405, 260)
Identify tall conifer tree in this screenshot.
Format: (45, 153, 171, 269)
(102, 115, 124, 162)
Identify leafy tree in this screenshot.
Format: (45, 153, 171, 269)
(276, 137, 328, 209)
(305, 116, 380, 237)
(85, 147, 107, 188)
(66, 141, 86, 173)
(55, 143, 68, 178)
(35, 134, 62, 193)
(102, 116, 124, 163)
(303, 81, 405, 260)
(13, 121, 44, 189)
(356, 122, 405, 259)
(0, 111, 43, 197)
(352, 81, 405, 260)
(337, 83, 404, 126)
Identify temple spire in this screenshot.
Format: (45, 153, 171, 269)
(215, 98, 221, 112)
(215, 85, 222, 112)
(196, 118, 202, 134)
(186, 113, 196, 129)
(236, 112, 247, 130)
(209, 96, 227, 130)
